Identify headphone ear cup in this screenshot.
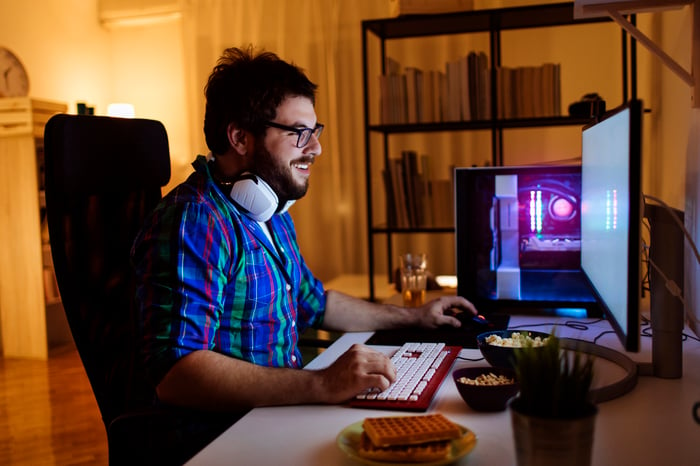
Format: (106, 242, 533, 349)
(229, 174, 279, 222)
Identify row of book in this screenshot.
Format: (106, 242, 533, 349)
(378, 54, 561, 124)
(383, 150, 454, 229)
(497, 63, 562, 119)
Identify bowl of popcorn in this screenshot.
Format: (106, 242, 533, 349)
(476, 330, 552, 369)
(452, 366, 519, 412)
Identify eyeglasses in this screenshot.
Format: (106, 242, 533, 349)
(265, 121, 324, 148)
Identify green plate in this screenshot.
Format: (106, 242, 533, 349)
(336, 419, 477, 466)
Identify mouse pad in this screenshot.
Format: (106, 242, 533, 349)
(365, 313, 510, 349)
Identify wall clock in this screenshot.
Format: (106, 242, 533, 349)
(0, 47, 30, 98)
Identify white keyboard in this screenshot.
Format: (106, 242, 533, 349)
(350, 342, 460, 411)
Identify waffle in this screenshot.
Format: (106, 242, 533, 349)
(357, 432, 451, 463)
(362, 413, 462, 447)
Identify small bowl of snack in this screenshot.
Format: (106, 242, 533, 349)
(476, 330, 551, 369)
(453, 366, 519, 412)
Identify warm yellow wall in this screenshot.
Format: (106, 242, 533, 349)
(0, 0, 191, 192)
(0, 2, 111, 109)
(105, 21, 191, 192)
(645, 7, 694, 211)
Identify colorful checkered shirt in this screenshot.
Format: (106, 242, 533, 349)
(131, 156, 326, 386)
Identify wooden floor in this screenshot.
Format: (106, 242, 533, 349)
(0, 345, 108, 465)
(0, 335, 332, 466)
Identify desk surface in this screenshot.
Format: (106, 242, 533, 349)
(186, 315, 700, 466)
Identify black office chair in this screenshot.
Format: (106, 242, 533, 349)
(43, 114, 233, 465)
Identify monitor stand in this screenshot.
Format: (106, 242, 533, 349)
(559, 204, 686, 403)
(644, 203, 685, 379)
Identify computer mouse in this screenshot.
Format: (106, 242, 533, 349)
(469, 313, 492, 327)
(445, 309, 492, 328)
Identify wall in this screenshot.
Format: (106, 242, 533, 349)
(0, 0, 190, 192)
(0, 1, 111, 109)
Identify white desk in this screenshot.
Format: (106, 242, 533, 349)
(186, 315, 700, 465)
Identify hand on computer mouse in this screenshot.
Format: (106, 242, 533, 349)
(416, 295, 478, 328)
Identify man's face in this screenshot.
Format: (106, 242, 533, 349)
(252, 95, 322, 203)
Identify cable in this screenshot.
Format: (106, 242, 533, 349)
(506, 316, 696, 345)
(592, 330, 616, 344)
(645, 251, 700, 325)
(456, 355, 485, 362)
(642, 194, 700, 327)
(641, 238, 651, 295)
(647, 257, 685, 305)
(508, 318, 606, 333)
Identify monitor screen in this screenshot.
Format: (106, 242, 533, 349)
(580, 99, 643, 352)
(455, 164, 599, 314)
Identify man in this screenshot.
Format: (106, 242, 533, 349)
(131, 46, 476, 418)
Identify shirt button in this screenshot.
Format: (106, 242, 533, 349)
(286, 284, 291, 291)
(291, 355, 297, 362)
(291, 320, 296, 327)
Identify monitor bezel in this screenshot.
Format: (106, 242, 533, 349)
(580, 99, 643, 353)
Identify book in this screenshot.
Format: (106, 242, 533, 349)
(388, 159, 410, 228)
(439, 71, 449, 122)
(467, 52, 478, 120)
(379, 57, 407, 124)
(401, 150, 421, 227)
(419, 154, 434, 227)
(459, 54, 471, 121)
(478, 52, 491, 119)
(383, 169, 398, 228)
(405, 67, 420, 124)
(541, 63, 555, 116)
(432, 70, 444, 123)
(446, 58, 462, 122)
(420, 70, 435, 123)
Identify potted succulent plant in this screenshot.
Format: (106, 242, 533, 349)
(508, 334, 597, 466)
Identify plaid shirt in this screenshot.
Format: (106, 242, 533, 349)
(131, 156, 326, 386)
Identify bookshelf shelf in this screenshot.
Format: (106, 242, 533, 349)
(362, 2, 610, 39)
(361, 2, 637, 301)
(369, 116, 597, 134)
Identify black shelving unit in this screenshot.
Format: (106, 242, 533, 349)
(361, 2, 637, 301)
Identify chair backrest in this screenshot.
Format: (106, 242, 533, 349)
(43, 114, 170, 428)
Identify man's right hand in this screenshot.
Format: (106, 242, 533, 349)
(315, 343, 396, 404)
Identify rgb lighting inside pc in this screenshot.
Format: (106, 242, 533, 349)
(456, 165, 598, 314)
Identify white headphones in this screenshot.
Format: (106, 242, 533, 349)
(208, 153, 294, 222)
(227, 172, 295, 222)
(228, 173, 279, 222)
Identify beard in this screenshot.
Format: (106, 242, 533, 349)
(252, 139, 310, 204)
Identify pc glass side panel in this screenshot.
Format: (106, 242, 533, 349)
(456, 165, 598, 314)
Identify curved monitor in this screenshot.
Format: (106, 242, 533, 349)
(580, 99, 643, 352)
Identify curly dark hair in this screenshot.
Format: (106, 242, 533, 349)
(203, 45, 318, 155)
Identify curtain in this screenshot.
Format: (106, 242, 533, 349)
(180, 0, 392, 283)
